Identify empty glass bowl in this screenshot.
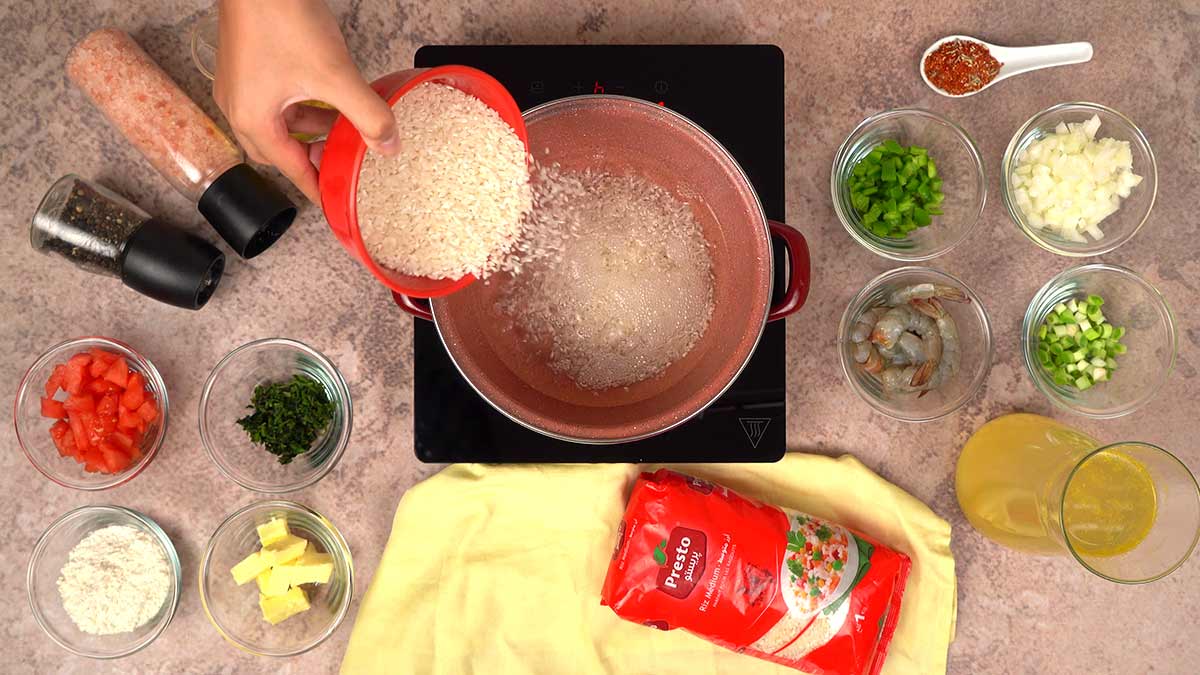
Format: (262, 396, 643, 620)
(27, 505, 181, 658)
(1022, 264, 1175, 418)
(838, 266, 993, 421)
(199, 500, 353, 657)
(199, 338, 351, 493)
(1002, 102, 1157, 257)
(832, 108, 986, 261)
(14, 337, 169, 490)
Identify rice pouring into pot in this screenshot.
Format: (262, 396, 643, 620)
(497, 167, 715, 391)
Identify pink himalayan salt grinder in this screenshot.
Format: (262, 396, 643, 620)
(67, 27, 295, 259)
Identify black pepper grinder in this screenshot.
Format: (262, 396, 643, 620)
(31, 175, 225, 310)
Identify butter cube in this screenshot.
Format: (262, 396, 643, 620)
(272, 555, 333, 587)
(256, 568, 292, 598)
(256, 517, 291, 547)
(259, 586, 310, 625)
(261, 534, 307, 566)
(297, 549, 333, 567)
(231, 551, 272, 586)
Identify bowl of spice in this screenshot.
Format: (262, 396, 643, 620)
(1002, 102, 1156, 257)
(832, 109, 986, 261)
(15, 337, 169, 490)
(319, 65, 531, 298)
(27, 505, 181, 659)
(199, 500, 353, 657)
(199, 338, 351, 493)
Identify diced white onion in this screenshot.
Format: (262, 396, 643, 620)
(1012, 114, 1142, 241)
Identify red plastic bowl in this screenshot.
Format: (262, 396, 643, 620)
(318, 65, 529, 298)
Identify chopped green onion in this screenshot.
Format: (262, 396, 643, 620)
(1036, 293, 1127, 392)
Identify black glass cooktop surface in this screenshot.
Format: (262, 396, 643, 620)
(412, 45, 786, 463)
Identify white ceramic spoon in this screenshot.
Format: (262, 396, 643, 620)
(920, 35, 1094, 98)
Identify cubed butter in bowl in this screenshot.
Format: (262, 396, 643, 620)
(200, 501, 353, 657)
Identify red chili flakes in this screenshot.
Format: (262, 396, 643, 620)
(923, 39, 1003, 95)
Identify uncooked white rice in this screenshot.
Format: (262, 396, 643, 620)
(497, 169, 714, 390)
(357, 82, 532, 280)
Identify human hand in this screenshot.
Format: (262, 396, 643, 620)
(213, 0, 398, 203)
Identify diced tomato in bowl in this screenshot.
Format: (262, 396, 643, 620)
(15, 337, 168, 490)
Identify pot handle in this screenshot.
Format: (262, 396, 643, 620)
(392, 291, 433, 321)
(767, 220, 811, 322)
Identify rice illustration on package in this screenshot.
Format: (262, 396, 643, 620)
(601, 470, 911, 675)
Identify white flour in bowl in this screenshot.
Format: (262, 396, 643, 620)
(57, 524, 171, 635)
(498, 169, 714, 390)
(357, 82, 532, 280)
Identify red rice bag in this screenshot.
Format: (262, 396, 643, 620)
(601, 470, 911, 675)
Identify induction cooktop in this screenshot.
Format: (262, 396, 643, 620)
(411, 45, 787, 463)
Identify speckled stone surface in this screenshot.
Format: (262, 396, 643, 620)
(2, 1, 1198, 673)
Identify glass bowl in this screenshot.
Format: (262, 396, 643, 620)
(1022, 264, 1175, 418)
(1001, 102, 1157, 257)
(27, 505, 181, 658)
(199, 338, 352, 493)
(199, 500, 354, 657)
(838, 266, 992, 421)
(14, 337, 169, 490)
(832, 108, 986, 261)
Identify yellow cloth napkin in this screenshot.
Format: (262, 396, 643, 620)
(341, 455, 956, 675)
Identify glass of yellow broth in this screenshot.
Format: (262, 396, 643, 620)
(956, 413, 1200, 582)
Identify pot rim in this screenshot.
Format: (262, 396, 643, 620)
(432, 94, 775, 444)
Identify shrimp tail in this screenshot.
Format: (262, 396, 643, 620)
(939, 287, 970, 303)
(909, 359, 936, 387)
(909, 297, 940, 319)
(869, 328, 895, 349)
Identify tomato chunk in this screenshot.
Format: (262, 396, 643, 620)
(136, 400, 158, 422)
(40, 397, 66, 419)
(97, 393, 119, 419)
(68, 353, 92, 368)
(97, 442, 131, 473)
(88, 347, 116, 365)
(45, 364, 67, 397)
(118, 407, 141, 430)
(88, 379, 122, 395)
(50, 421, 72, 456)
(64, 366, 86, 396)
(68, 415, 91, 451)
(84, 409, 114, 441)
(103, 357, 129, 388)
(120, 372, 146, 410)
(88, 358, 109, 378)
(81, 450, 105, 473)
(64, 394, 96, 414)
(109, 430, 134, 451)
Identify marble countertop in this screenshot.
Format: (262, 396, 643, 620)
(2, 1, 1198, 673)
